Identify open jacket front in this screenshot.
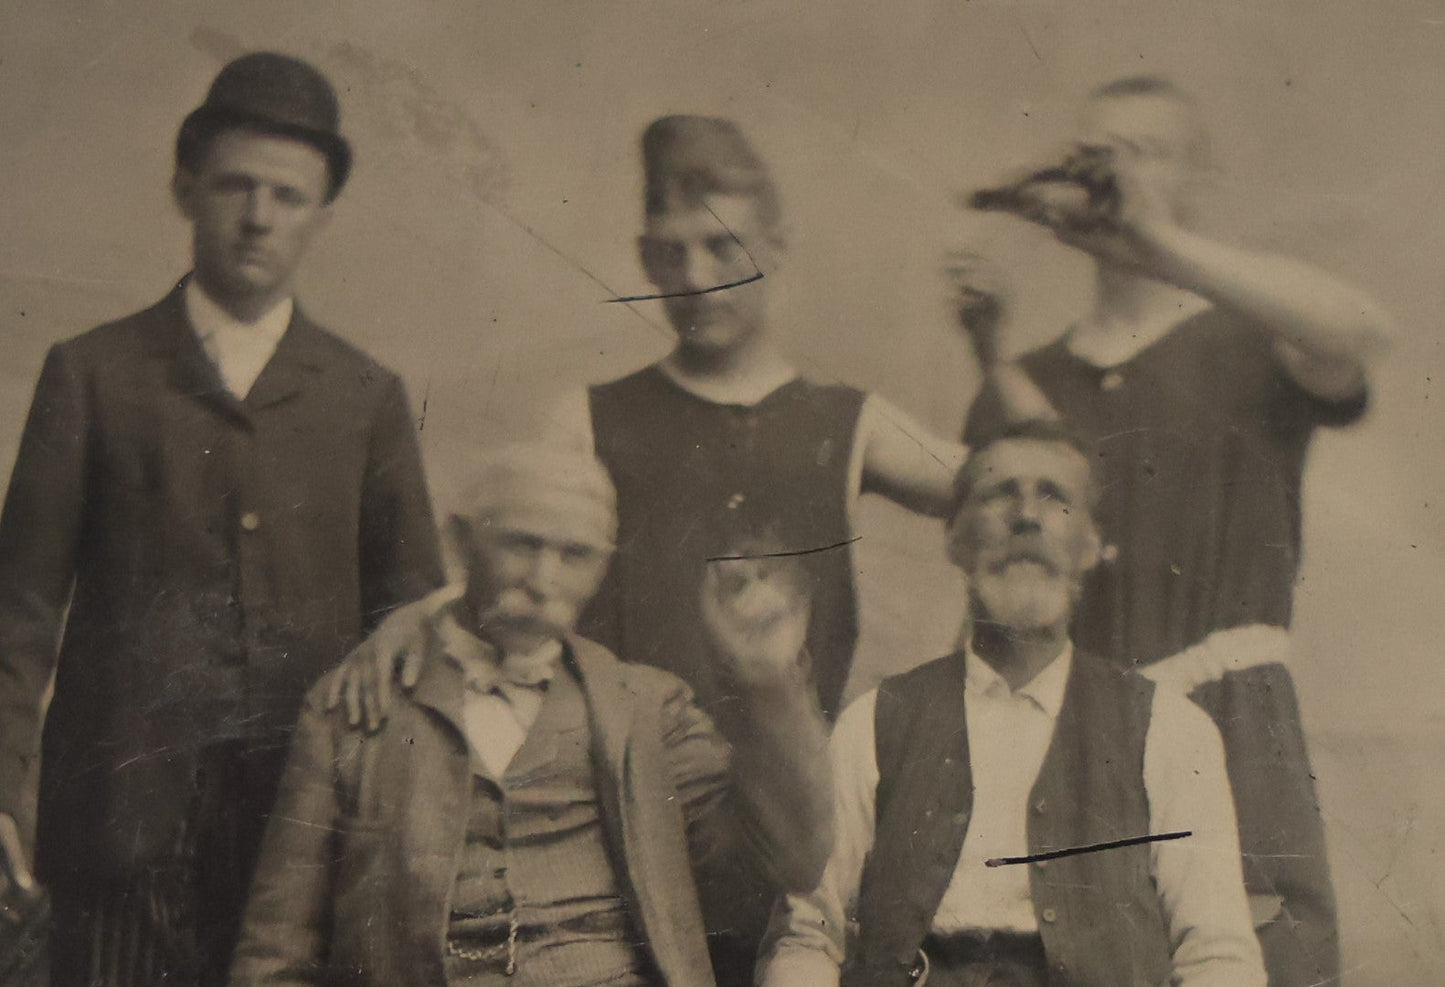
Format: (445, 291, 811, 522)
(230, 633, 830, 987)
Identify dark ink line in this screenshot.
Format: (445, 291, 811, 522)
(483, 201, 672, 341)
(604, 271, 765, 304)
(985, 830, 1192, 867)
(706, 536, 862, 563)
(703, 200, 765, 273)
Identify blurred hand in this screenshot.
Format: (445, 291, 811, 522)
(942, 249, 1009, 370)
(0, 812, 39, 905)
(326, 587, 458, 732)
(701, 552, 811, 688)
(1046, 143, 1179, 277)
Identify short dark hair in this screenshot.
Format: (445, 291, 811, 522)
(1090, 74, 1191, 102)
(950, 418, 1100, 521)
(1087, 74, 1211, 170)
(641, 115, 782, 232)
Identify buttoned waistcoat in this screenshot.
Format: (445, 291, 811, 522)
(849, 651, 1172, 987)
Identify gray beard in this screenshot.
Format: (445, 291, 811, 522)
(970, 563, 1075, 632)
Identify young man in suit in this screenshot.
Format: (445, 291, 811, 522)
(0, 52, 443, 986)
(228, 446, 832, 987)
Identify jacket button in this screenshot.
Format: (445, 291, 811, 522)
(240, 511, 261, 532)
(1041, 907, 1058, 923)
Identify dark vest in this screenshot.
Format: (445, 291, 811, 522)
(848, 651, 1173, 987)
(586, 366, 865, 720)
(446, 668, 647, 986)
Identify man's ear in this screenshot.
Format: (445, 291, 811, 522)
(944, 511, 972, 571)
(637, 234, 664, 287)
(1078, 517, 1103, 573)
(757, 223, 789, 274)
(444, 515, 473, 556)
(172, 169, 199, 222)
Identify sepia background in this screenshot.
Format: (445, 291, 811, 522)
(1, 1, 1440, 981)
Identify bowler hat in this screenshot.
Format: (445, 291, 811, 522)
(176, 52, 352, 198)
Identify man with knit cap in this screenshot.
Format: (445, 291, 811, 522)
(572, 117, 971, 981)
(0, 53, 442, 985)
(229, 445, 832, 987)
(560, 115, 965, 727)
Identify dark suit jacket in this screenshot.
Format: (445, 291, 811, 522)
(0, 283, 444, 881)
(229, 634, 833, 987)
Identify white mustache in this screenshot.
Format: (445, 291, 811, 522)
(988, 549, 1060, 576)
(477, 590, 571, 636)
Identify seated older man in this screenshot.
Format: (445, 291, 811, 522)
(757, 420, 1264, 987)
(228, 446, 832, 987)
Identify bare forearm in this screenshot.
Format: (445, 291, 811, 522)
(722, 679, 834, 892)
(1143, 224, 1394, 371)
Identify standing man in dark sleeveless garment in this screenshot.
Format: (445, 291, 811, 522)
(550, 117, 965, 725)
(554, 117, 967, 983)
(961, 76, 1394, 985)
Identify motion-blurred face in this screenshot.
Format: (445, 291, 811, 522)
(948, 438, 1101, 633)
(1081, 91, 1204, 224)
(451, 488, 615, 656)
(639, 192, 778, 356)
(174, 128, 333, 310)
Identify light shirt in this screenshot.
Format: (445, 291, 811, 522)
(758, 646, 1266, 987)
(432, 607, 563, 778)
(184, 279, 293, 399)
(936, 644, 1073, 932)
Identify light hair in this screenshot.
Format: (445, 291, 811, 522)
(950, 419, 1101, 521)
(453, 443, 617, 541)
(641, 115, 782, 233)
(1088, 74, 1211, 171)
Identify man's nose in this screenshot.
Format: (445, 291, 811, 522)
(242, 189, 275, 231)
(524, 548, 565, 595)
(677, 243, 720, 291)
(1009, 493, 1045, 533)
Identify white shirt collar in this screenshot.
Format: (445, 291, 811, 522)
(963, 641, 1073, 718)
(184, 278, 293, 349)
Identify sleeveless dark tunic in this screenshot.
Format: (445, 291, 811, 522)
(586, 365, 866, 721)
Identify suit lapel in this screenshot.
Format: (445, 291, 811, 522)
(568, 637, 708, 986)
(244, 307, 330, 411)
(147, 286, 251, 424)
(148, 285, 334, 421)
(409, 624, 471, 744)
(567, 636, 633, 809)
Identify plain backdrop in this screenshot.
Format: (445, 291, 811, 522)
(1, 2, 1441, 982)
